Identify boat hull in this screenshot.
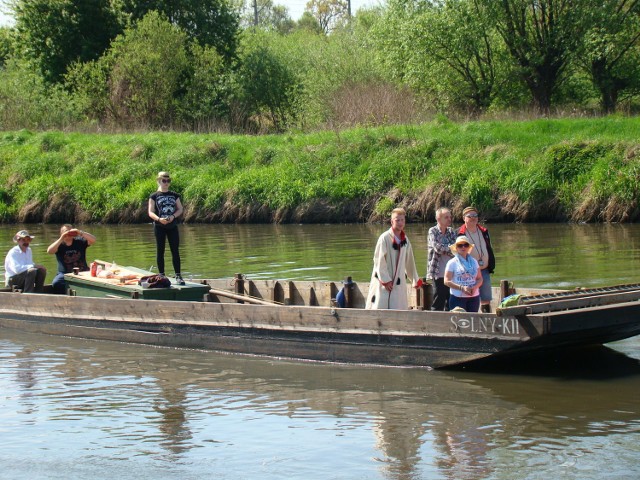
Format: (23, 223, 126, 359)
(0, 292, 536, 368)
(2, 290, 640, 368)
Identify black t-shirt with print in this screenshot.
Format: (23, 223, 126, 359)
(56, 238, 89, 273)
(150, 190, 181, 230)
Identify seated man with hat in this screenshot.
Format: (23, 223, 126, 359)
(4, 230, 47, 293)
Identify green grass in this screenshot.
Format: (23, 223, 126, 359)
(1, 116, 640, 223)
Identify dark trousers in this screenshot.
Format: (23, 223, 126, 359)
(431, 277, 450, 311)
(154, 224, 181, 275)
(449, 294, 481, 313)
(9, 266, 47, 293)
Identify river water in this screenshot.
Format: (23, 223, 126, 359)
(1, 223, 639, 479)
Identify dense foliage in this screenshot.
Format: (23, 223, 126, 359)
(1, 117, 639, 224)
(2, 1, 640, 132)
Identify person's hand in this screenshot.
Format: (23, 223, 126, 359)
(382, 281, 393, 292)
(60, 228, 77, 241)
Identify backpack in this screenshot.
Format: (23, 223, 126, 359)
(139, 274, 172, 289)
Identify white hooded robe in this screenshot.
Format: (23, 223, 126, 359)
(365, 228, 420, 310)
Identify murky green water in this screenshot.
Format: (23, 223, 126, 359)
(1, 223, 639, 479)
(3, 222, 640, 288)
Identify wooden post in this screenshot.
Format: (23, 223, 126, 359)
(234, 273, 245, 304)
(272, 281, 284, 304)
(344, 276, 354, 308)
(500, 279, 510, 300)
(422, 279, 433, 311)
(309, 287, 318, 306)
(286, 281, 294, 305)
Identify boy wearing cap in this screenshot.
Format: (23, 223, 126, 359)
(4, 230, 47, 293)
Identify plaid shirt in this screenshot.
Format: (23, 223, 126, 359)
(427, 225, 456, 280)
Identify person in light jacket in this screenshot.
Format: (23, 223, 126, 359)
(427, 207, 456, 310)
(4, 230, 47, 293)
(366, 208, 422, 310)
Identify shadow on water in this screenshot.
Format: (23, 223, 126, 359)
(451, 344, 640, 380)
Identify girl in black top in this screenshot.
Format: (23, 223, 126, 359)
(148, 171, 185, 285)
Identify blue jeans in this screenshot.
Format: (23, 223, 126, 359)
(52, 272, 67, 294)
(449, 294, 480, 313)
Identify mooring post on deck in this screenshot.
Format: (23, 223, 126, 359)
(234, 273, 245, 304)
(343, 276, 354, 308)
(420, 278, 433, 311)
(500, 279, 514, 300)
(272, 281, 284, 304)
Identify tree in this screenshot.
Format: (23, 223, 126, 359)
(104, 11, 189, 127)
(305, 0, 348, 34)
(295, 11, 324, 34)
(411, 0, 508, 115)
(480, 0, 584, 113)
(0, 57, 84, 129)
(0, 26, 15, 66)
(119, 0, 240, 60)
(176, 43, 232, 129)
(11, 0, 122, 83)
(241, 0, 295, 33)
(577, 0, 640, 113)
(236, 32, 300, 131)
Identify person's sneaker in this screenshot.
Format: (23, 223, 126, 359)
(175, 274, 186, 286)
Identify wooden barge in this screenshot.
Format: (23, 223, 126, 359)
(1, 268, 640, 368)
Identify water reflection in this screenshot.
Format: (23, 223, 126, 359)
(1, 329, 639, 479)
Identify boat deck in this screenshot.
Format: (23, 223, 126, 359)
(64, 267, 211, 301)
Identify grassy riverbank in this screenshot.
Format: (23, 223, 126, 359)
(1, 116, 639, 224)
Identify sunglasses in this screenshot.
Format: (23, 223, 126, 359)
(465, 213, 478, 218)
(161, 179, 171, 184)
(456, 243, 470, 248)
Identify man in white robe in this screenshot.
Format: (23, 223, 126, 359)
(366, 208, 421, 310)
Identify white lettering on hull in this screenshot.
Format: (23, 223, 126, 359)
(450, 315, 520, 336)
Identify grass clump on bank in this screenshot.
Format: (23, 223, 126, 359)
(1, 116, 639, 224)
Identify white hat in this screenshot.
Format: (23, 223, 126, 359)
(449, 235, 474, 254)
(13, 230, 34, 242)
